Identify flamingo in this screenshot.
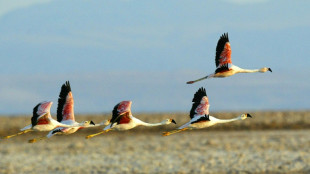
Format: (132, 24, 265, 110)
(85, 101, 177, 139)
(28, 81, 99, 143)
(162, 87, 252, 136)
(186, 33, 272, 84)
(2, 101, 83, 139)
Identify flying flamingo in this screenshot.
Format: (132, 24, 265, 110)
(163, 87, 252, 136)
(86, 101, 177, 139)
(2, 101, 83, 139)
(28, 81, 99, 143)
(187, 33, 272, 84)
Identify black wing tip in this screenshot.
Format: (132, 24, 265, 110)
(220, 32, 229, 41)
(60, 80, 72, 96)
(63, 80, 71, 92)
(31, 103, 41, 126)
(32, 103, 40, 114)
(198, 87, 206, 96)
(192, 87, 207, 102)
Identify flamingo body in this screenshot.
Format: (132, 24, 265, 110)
(86, 101, 176, 139)
(163, 87, 252, 136)
(187, 33, 272, 84)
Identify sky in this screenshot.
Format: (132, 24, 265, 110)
(0, 0, 309, 115)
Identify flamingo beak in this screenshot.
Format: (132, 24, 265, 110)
(246, 113, 252, 118)
(90, 121, 95, 125)
(268, 68, 272, 72)
(171, 119, 177, 124)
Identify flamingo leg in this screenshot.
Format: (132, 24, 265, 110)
(2, 129, 32, 139)
(85, 129, 111, 139)
(186, 76, 208, 84)
(162, 128, 188, 136)
(28, 136, 47, 143)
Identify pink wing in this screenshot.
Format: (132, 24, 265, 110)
(36, 101, 53, 116)
(215, 33, 232, 68)
(31, 101, 53, 126)
(218, 43, 232, 67)
(110, 101, 132, 125)
(36, 114, 51, 125)
(62, 92, 74, 121)
(194, 96, 210, 116)
(57, 81, 75, 122)
(117, 101, 132, 115)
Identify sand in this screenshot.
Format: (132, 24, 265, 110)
(0, 111, 309, 173)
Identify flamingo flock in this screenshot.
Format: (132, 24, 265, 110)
(1, 33, 272, 142)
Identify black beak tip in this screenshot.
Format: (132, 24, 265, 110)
(246, 113, 252, 118)
(171, 119, 177, 124)
(90, 121, 95, 125)
(268, 68, 272, 72)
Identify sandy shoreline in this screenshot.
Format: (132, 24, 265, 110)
(0, 112, 310, 173)
(1, 130, 310, 173)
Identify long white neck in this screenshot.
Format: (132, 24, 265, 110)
(211, 116, 242, 124)
(238, 68, 260, 73)
(133, 117, 168, 127)
(54, 120, 81, 128)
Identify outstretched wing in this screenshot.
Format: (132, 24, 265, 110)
(215, 33, 232, 68)
(189, 87, 210, 119)
(110, 101, 132, 125)
(31, 101, 53, 126)
(57, 81, 75, 122)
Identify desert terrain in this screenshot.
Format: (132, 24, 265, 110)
(0, 111, 309, 174)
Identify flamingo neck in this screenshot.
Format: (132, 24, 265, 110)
(212, 116, 242, 124)
(238, 68, 260, 73)
(57, 122, 76, 128)
(134, 118, 167, 127)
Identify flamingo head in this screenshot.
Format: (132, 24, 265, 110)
(259, 67, 272, 73)
(240, 113, 252, 120)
